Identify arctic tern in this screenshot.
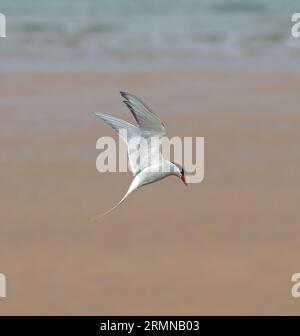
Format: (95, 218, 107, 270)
(94, 92, 187, 218)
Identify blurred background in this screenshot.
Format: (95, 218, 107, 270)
(1, 0, 300, 71)
(0, 0, 300, 315)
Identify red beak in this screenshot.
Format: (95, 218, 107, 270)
(181, 175, 188, 186)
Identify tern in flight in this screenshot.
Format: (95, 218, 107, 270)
(94, 92, 187, 218)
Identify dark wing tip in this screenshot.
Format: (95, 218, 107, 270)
(120, 91, 130, 99)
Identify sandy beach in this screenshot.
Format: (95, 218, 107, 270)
(0, 70, 299, 315)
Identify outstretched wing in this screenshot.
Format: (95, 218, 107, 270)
(120, 92, 166, 138)
(96, 93, 166, 176)
(95, 112, 138, 143)
(95, 113, 142, 175)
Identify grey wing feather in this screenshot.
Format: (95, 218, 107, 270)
(95, 112, 139, 142)
(120, 92, 166, 137)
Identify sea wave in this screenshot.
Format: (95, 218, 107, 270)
(0, 0, 299, 71)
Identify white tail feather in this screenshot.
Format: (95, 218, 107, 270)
(91, 188, 132, 221)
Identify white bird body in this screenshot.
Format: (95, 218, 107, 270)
(94, 92, 187, 218)
(131, 160, 178, 189)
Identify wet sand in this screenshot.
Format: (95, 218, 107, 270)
(0, 70, 300, 315)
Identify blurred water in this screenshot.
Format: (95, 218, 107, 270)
(0, 0, 299, 71)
